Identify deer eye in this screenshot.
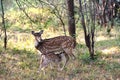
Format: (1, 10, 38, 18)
(31, 31, 34, 35)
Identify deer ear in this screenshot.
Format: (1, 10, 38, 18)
(31, 31, 35, 35)
(40, 30, 44, 34)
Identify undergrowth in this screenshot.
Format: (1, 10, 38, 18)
(0, 28, 120, 80)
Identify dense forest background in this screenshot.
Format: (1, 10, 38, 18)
(0, 0, 120, 80)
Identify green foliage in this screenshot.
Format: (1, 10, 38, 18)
(4, 8, 60, 32)
(105, 62, 120, 71)
(0, 0, 16, 11)
(80, 52, 91, 63)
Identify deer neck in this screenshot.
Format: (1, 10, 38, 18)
(35, 39, 43, 49)
(35, 40, 39, 47)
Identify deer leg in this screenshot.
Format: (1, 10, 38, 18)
(38, 55, 43, 73)
(59, 52, 69, 71)
(38, 55, 50, 73)
(70, 53, 76, 60)
(63, 48, 76, 60)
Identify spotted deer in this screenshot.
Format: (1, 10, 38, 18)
(39, 51, 68, 71)
(31, 30, 76, 71)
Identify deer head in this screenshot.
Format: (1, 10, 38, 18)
(31, 30, 43, 42)
(31, 30, 44, 47)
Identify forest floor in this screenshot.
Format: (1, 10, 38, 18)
(0, 28, 120, 80)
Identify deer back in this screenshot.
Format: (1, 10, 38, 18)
(36, 36, 76, 55)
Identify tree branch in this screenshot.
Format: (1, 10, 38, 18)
(38, 0, 66, 36)
(15, 0, 35, 23)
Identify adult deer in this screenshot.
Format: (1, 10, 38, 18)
(31, 30, 76, 71)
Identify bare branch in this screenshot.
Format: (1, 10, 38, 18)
(38, 0, 66, 36)
(15, 0, 35, 23)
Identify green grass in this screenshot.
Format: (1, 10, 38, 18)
(0, 28, 120, 80)
(1, 6, 120, 79)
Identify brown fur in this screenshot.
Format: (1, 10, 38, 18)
(32, 30, 76, 71)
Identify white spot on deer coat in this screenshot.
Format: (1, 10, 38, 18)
(35, 40, 39, 47)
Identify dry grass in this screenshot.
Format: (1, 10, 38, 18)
(0, 28, 120, 80)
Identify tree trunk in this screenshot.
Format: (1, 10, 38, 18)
(1, 0, 7, 49)
(67, 0, 76, 39)
(79, 0, 95, 60)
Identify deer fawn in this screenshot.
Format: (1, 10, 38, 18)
(39, 51, 68, 72)
(31, 30, 76, 71)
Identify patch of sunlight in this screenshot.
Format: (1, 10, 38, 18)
(96, 35, 116, 42)
(76, 30, 85, 44)
(96, 36, 108, 41)
(42, 29, 67, 38)
(7, 32, 35, 50)
(28, 8, 40, 14)
(96, 28, 117, 42)
(113, 59, 120, 64)
(77, 38, 85, 44)
(101, 47, 120, 54)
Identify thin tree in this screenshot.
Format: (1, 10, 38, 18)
(1, 0, 7, 49)
(79, 0, 96, 59)
(95, 0, 115, 33)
